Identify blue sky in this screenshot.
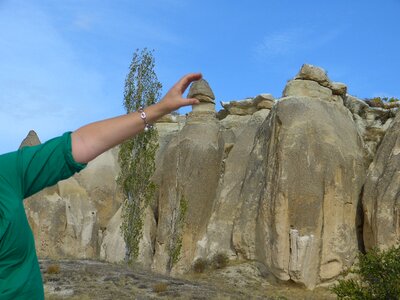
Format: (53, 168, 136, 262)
(1, 0, 400, 153)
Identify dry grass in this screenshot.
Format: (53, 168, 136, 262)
(192, 258, 208, 273)
(210, 253, 229, 269)
(47, 264, 61, 274)
(152, 282, 168, 293)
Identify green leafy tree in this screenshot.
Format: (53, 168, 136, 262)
(118, 48, 162, 262)
(331, 245, 400, 299)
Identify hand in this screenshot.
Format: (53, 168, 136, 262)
(158, 73, 202, 113)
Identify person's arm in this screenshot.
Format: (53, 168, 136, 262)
(71, 73, 202, 164)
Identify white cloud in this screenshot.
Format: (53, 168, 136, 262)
(255, 27, 342, 60)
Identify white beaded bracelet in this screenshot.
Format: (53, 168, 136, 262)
(138, 107, 152, 132)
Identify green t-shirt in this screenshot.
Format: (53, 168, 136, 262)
(0, 132, 86, 299)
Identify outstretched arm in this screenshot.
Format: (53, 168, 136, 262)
(71, 73, 202, 163)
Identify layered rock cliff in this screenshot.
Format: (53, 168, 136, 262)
(24, 64, 400, 289)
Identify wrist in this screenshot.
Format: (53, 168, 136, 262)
(145, 102, 171, 124)
(153, 101, 172, 117)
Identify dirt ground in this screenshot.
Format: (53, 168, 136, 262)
(41, 259, 337, 300)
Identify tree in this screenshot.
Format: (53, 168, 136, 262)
(331, 245, 400, 299)
(118, 48, 162, 262)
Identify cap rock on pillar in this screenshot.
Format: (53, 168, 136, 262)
(187, 79, 215, 104)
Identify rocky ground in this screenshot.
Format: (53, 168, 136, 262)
(41, 259, 336, 300)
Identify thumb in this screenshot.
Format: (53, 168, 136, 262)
(186, 98, 200, 105)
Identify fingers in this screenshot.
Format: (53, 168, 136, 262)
(186, 98, 200, 105)
(176, 73, 202, 94)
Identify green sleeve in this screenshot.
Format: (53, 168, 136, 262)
(18, 132, 87, 198)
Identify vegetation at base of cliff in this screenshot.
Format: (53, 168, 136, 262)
(118, 48, 161, 262)
(210, 252, 229, 269)
(192, 252, 230, 273)
(331, 245, 400, 299)
(169, 195, 188, 268)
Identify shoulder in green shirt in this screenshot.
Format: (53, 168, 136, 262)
(0, 132, 86, 299)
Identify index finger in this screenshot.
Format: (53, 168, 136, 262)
(176, 73, 203, 94)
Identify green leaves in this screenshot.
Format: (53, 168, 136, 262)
(331, 245, 400, 299)
(118, 48, 161, 262)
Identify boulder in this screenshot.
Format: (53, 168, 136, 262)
(187, 79, 215, 104)
(283, 80, 333, 100)
(255, 94, 275, 109)
(294, 64, 331, 87)
(330, 82, 347, 96)
(221, 94, 274, 116)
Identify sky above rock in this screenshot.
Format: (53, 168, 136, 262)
(0, 0, 399, 153)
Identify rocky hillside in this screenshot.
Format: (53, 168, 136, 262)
(24, 64, 400, 290)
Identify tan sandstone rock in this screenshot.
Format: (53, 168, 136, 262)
(294, 64, 331, 87)
(232, 96, 366, 288)
(152, 119, 223, 274)
(25, 147, 123, 259)
(19, 130, 41, 148)
(283, 80, 333, 100)
(362, 111, 400, 250)
(187, 79, 215, 104)
(221, 94, 275, 116)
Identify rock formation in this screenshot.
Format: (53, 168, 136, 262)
(24, 147, 122, 259)
(362, 111, 400, 251)
(187, 79, 216, 117)
(19, 130, 41, 148)
(23, 64, 400, 290)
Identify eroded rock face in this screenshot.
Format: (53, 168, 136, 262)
(362, 111, 400, 251)
(152, 117, 223, 274)
(344, 95, 396, 163)
(24, 148, 122, 259)
(231, 96, 366, 288)
(196, 110, 270, 259)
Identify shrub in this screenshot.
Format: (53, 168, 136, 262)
(192, 258, 208, 273)
(210, 252, 229, 269)
(46, 264, 60, 274)
(331, 245, 400, 299)
(153, 282, 168, 293)
(364, 96, 400, 109)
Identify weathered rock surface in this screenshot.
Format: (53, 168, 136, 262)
(221, 94, 275, 116)
(362, 111, 400, 250)
(19, 130, 41, 148)
(152, 117, 223, 274)
(344, 95, 396, 163)
(283, 79, 333, 101)
(187, 79, 215, 103)
(25, 148, 122, 259)
(232, 96, 366, 288)
(197, 109, 270, 259)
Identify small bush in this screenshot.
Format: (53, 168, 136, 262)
(153, 282, 168, 293)
(331, 245, 400, 299)
(192, 258, 208, 273)
(46, 264, 60, 274)
(365, 96, 400, 109)
(210, 252, 229, 269)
